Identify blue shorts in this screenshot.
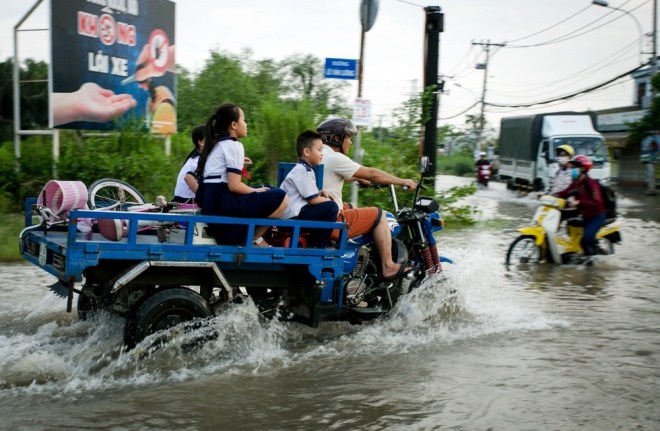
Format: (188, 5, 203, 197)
(294, 201, 339, 247)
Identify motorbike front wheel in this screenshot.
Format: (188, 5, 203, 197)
(506, 235, 542, 268)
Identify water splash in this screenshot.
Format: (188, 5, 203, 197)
(0, 244, 565, 397)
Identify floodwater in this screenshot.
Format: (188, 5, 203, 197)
(1, 178, 658, 431)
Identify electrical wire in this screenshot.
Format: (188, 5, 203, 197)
(506, 0, 649, 49)
(505, 5, 592, 44)
(488, 40, 640, 99)
(485, 63, 645, 108)
(439, 100, 480, 120)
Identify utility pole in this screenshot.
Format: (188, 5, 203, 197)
(422, 6, 444, 174)
(646, 0, 657, 195)
(471, 40, 505, 158)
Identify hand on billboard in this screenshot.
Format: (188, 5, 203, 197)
(135, 43, 176, 88)
(52, 83, 137, 126)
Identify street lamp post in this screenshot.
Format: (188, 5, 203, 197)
(592, 0, 645, 65)
(593, 0, 657, 194)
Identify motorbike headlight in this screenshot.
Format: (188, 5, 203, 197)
(429, 212, 444, 230)
(415, 197, 440, 213)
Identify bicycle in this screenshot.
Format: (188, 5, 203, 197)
(27, 179, 198, 242)
(87, 178, 146, 210)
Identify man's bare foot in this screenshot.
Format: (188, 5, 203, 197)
(381, 262, 412, 281)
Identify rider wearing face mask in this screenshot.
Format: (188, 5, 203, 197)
(548, 144, 575, 194)
(553, 155, 606, 263)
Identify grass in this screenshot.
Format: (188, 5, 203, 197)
(0, 213, 25, 261)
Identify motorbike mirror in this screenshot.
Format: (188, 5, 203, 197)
(418, 156, 430, 174)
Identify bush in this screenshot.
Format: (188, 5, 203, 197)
(436, 153, 474, 177)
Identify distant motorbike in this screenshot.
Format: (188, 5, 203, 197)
(505, 195, 622, 267)
(476, 163, 492, 188)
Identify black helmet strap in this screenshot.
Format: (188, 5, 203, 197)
(324, 134, 346, 153)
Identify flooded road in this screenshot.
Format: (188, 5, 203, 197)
(1, 178, 658, 430)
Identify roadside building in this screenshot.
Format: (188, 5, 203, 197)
(595, 65, 656, 186)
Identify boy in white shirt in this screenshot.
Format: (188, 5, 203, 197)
(280, 130, 339, 247)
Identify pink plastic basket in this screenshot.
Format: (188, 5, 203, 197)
(37, 180, 88, 221)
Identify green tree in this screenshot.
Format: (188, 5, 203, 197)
(279, 54, 350, 118)
(0, 58, 49, 142)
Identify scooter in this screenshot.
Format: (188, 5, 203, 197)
(505, 195, 622, 268)
(476, 164, 492, 188)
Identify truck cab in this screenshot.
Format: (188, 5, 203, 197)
(544, 135, 610, 183)
(499, 112, 611, 192)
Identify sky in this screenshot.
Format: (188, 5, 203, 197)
(1, 0, 656, 133)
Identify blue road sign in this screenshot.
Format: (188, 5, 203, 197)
(324, 58, 358, 80)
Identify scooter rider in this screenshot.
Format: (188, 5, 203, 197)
(317, 118, 417, 281)
(475, 152, 491, 186)
(475, 152, 490, 167)
(553, 155, 605, 263)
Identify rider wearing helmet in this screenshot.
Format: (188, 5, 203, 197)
(317, 117, 417, 280)
(317, 118, 358, 154)
(475, 152, 490, 166)
(553, 155, 605, 263)
(547, 144, 575, 194)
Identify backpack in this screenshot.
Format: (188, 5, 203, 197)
(599, 182, 617, 219)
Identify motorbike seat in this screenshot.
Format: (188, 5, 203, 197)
(567, 216, 617, 229)
(566, 217, 584, 227)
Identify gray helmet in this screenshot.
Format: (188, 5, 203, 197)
(317, 118, 357, 148)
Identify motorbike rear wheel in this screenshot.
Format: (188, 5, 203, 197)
(506, 235, 542, 268)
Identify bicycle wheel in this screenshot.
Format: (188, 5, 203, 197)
(88, 178, 145, 210)
(505, 235, 542, 268)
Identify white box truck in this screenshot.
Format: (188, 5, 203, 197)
(498, 112, 610, 192)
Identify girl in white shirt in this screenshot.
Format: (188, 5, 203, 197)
(172, 124, 205, 203)
(195, 103, 288, 245)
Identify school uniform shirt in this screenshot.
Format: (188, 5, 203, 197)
(321, 144, 361, 208)
(173, 155, 199, 200)
(203, 137, 243, 185)
(280, 160, 321, 219)
(201, 137, 285, 221)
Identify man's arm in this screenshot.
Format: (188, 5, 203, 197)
(353, 166, 417, 190)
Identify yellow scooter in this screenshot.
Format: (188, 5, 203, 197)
(506, 195, 622, 267)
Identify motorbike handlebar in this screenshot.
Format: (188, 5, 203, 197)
(365, 183, 420, 191)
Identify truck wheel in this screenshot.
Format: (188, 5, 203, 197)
(126, 288, 213, 348)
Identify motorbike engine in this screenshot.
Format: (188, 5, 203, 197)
(345, 246, 377, 306)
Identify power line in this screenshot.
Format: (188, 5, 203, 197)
(439, 100, 480, 120)
(505, 0, 649, 48)
(485, 63, 645, 108)
(505, 5, 591, 44)
(487, 39, 639, 98)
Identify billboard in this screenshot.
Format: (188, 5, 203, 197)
(50, 0, 176, 133)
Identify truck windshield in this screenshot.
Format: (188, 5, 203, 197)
(552, 138, 608, 165)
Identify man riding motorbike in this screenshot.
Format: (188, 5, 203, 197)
(475, 152, 491, 187)
(317, 118, 417, 281)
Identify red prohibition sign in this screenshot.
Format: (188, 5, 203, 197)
(147, 29, 171, 74)
(99, 14, 116, 46)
